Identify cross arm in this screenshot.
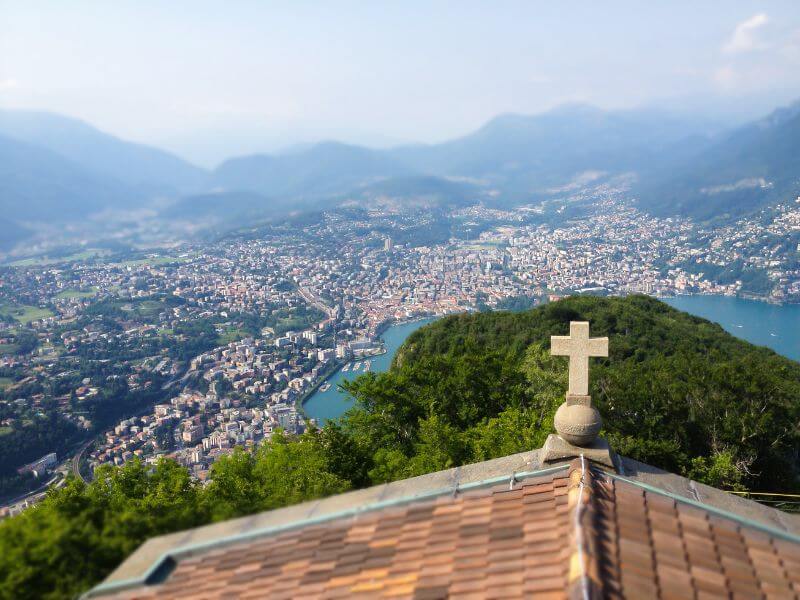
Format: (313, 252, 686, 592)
(587, 337, 609, 357)
(550, 336, 572, 356)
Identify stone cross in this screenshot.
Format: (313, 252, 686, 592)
(550, 321, 608, 397)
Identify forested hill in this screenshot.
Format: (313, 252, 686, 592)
(399, 294, 796, 372)
(389, 295, 800, 492)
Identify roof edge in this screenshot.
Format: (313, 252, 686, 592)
(85, 449, 554, 598)
(617, 456, 800, 536)
(606, 469, 800, 545)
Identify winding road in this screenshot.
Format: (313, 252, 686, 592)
(71, 439, 93, 483)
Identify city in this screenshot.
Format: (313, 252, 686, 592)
(2, 180, 799, 516)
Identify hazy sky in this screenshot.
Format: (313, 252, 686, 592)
(2, 1, 800, 165)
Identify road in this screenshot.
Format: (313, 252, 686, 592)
(162, 363, 193, 390)
(298, 286, 337, 319)
(71, 439, 94, 483)
(2, 439, 90, 511)
(2, 474, 59, 509)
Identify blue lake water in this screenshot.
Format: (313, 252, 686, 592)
(302, 317, 437, 423)
(663, 296, 800, 362)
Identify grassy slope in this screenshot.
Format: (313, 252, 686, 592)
(0, 304, 54, 324)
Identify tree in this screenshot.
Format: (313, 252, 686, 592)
(0, 459, 206, 600)
(204, 431, 352, 521)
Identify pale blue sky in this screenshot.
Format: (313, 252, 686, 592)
(2, 1, 800, 165)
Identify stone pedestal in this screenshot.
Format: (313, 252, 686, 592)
(541, 434, 616, 468)
(553, 394, 602, 446)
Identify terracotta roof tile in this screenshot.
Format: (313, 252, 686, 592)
(89, 460, 800, 599)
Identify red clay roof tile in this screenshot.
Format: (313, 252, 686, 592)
(90, 460, 800, 599)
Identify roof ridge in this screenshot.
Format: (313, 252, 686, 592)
(566, 456, 602, 600)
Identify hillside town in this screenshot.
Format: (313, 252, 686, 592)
(1, 184, 799, 515)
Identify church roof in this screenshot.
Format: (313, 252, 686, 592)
(85, 451, 800, 599)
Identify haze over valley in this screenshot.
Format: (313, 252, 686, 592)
(1, 98, 799, 254)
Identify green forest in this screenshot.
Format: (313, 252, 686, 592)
(1, 295, 799, 598)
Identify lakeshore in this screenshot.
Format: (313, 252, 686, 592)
(302, 317, 438, 423)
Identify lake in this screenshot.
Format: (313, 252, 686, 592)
(302, 317, 438, 423)
(663, 295, 800, 362)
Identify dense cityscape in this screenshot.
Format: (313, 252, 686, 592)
(1, 182, 799, 517)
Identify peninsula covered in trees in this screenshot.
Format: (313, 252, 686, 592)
(1, 296, 799, 598)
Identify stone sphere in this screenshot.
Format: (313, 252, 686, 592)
(554, 402, 602, 446)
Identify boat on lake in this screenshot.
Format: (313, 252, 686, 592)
(341, 363, 350, 372)
(364, 360, 372, 371)
(320, 383, 331, 392)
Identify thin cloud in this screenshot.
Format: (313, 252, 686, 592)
(723, 13, 769, 54)
(714, 16, 800, 94)
(780, 28, 800, 62)
(713, 65, 737, 89)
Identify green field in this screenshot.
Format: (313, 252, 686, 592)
(6, 249, 111, 267)
(55, 287, 98, 300)
(111, 255, 189, 268)
(0, 377, 14, 390)
(0, 304, 54, 324)
(85, 296, 182, 324)
(459, 241, 505, 251)
(0, 426, 12, 437)
(273, 315, 317, 334)
(133, 300, 167, 318)
(0, 344, 18, 354)
(217, 328, 247, 345)
(38, 344, 60, 357)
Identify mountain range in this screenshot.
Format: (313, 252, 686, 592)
(0, 110, 205, 192)
(0, 134, 139, 221)
(1, 100, 799, 249)
(206, 105, 722, 207)
(636, 101, 800, 220)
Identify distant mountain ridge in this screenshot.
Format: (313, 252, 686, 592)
(213, 141, 411, 199)
(0, 134, 142, 248)
(0, 110, 207, 192)
(208, 105, 724, 210)
(1, 100, 798, 250)
(391, 104, 717, 173)
(0, 111, 212, 249)
(636, 100, 800, 220)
